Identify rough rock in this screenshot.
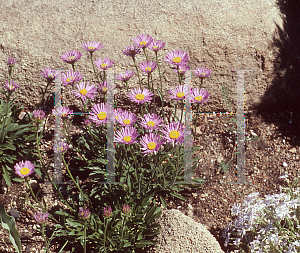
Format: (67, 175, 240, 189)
(145, 209, 225, 253)
(0, 0, 285, 114)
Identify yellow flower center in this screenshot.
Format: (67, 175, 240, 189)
(140, 41, 147, 46)
(177, 92, 185, 98)
(123, 119, 131, 125)
(80, 89, 88, 95)
(20, 167, 30, 175)
(169, 130, 180, 139)
(9, 85, 14, 90)
(62, 113, 67, 117)
(68, 56, 76, 61)
(147, 121, 155, 127)
(199, 73, 206, 77)
(88, 46, 95, 50)
(153, 46, 158, 49)
(195, 96, 203, 102)
(135, 94, 145, 100)
(103, 87, 107, 92)
(147, 142, 156, 150)
(48, 75, 54, 78)
(173, 57, 181, 63)
(115, 116, 119, 120)
(57, 147, 63, 152)
(101, 63, 107, 68)
(67, 77, 74, 83)
(98, 112, 107, 120)
(145, 67, 152, 72)
(123, 136, 131, 142)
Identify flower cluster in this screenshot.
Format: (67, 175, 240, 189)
(222, 189, 300, 252)
(33, 211, 49, 224)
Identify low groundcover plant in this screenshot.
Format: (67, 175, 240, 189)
(0, 34, 237, 252)
(222, 173, 300, 253)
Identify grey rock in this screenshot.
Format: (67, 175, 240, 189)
(0, 0, 284, 114)
(145, 209, 225, 253)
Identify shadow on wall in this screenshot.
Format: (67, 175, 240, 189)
(251, 0, 300, 147)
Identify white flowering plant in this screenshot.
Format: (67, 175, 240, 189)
(222, 173, 300, 253)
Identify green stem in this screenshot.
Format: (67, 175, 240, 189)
(177, 65, 182, 85)
(0, 92, 11, 144)
(128, 144, 140, 193)
(62, 155, 91, 205)
(180, 99, 184, 123)
(142, 47, 148, 61)
(37, 81, 52, 110)
(89, 51, 101, 85)
(62, 118, 72, 145)
(103, 218, 108, 253)
(155, 51, 164, 108)
(132, 57, 142, 89)
(139, 103, 144, 118)
(125, 80, 129, 92)
(84, 219, 87, 253)
(41, 224, 49, 252)
(150, 73, 155, 114)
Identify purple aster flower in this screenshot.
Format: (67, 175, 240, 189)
(133, 34, 153, 48)
(115, 109, 138, 127)
(79, 207, 90, 220)
(98, 81, 108, 93)
(192, 88, 211, 105)
(61, 69, 83, 86)
(139, 113, 164, 132)
(103, 206, 112, 218)
(4, 79, 20, 91)
(122, 204, 131, 214)
(147, 40, 166, 51)
(41, 68, 56, 82)
(84, 119, 91, 127)
(122, 44, 141, 57)
(140, 60, 157, 74)
(168, 84, 192, 101)
(53, 141, 69, 153)
(14, 160, 35, 178)
(72, 81, 98, 104)
(60, 51, 82, 64)
(140, 132, 164, 157)
(33, 211, 49, 224)
(114, 108, 124, 122)
(160, 122, 185, 147)
(194, 67, 212, 79)
(126, 88, 153, 105)
(33, 110, 46, 121)
(115, 70, 135, 82)
(94, 57, 114, 70)
(172, 64, 190, 75)
(52, 106, 73, 117)
(81, 41, 104, 52)
(7, 57, 17, 66)
(165, 50, 189, 66)
(88, 103, 109, 126)
(115, 126, 139, 145)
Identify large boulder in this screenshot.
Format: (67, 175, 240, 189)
(0, 0, 286, 114)
(145, 209, 225, 253)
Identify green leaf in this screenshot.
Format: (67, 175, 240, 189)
(170, 191, 187, 201)
(2, 165, 11, 187)
(0, 142, 16, 151)
(158, 195, 167, 209)
(0, 203, 22, 253)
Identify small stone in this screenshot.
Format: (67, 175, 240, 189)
(177, 206, 182, 209)
(187, 204, 193, 210)
(10, 208, 20, 218)
(283, 162, 288, 167)
(191, 193, 197, 198)
(289, 147, 297, 153)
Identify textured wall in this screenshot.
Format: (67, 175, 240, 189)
(0, 0, 284, 113)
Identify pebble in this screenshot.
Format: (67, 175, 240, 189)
(283, 162, 288, 167)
